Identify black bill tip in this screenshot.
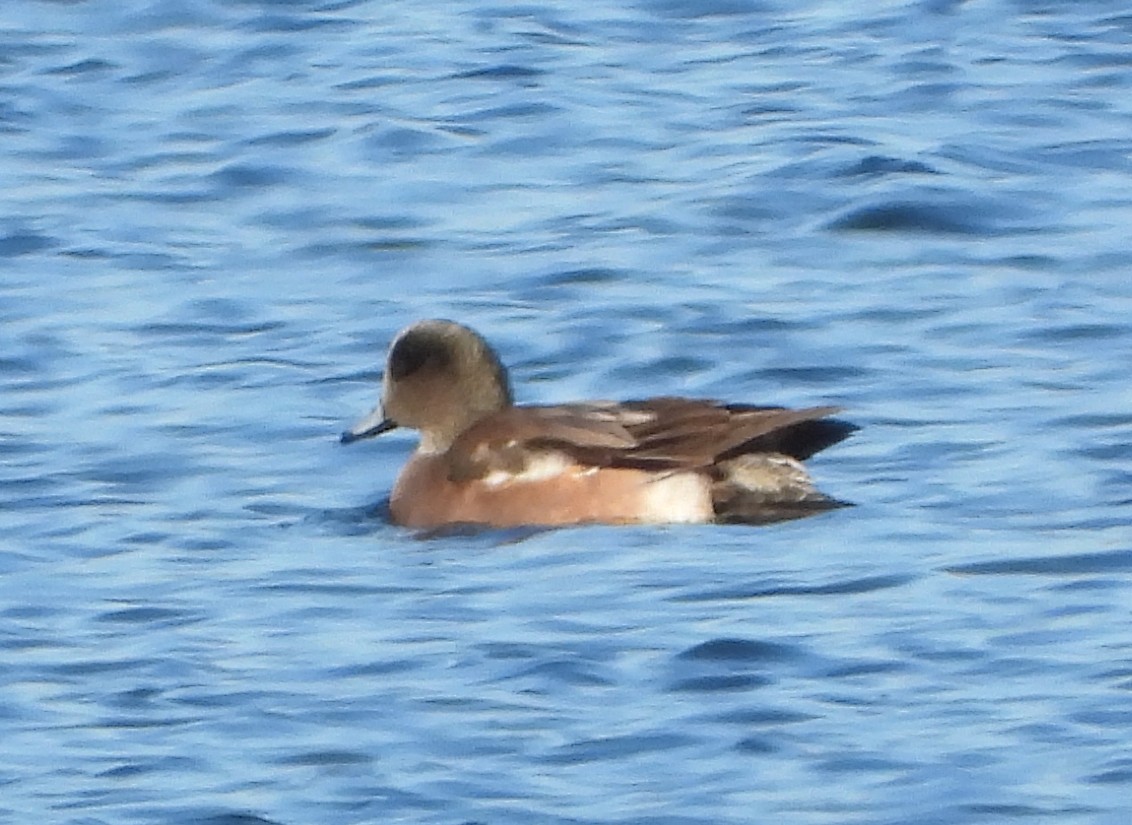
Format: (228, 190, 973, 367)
(340, 417, 398, 444)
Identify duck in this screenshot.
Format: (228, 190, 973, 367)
(341, 319, 856, 528)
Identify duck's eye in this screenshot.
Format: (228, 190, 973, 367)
(388, 331, 450, 380)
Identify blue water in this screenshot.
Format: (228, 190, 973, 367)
(3, 1, 1132, 823)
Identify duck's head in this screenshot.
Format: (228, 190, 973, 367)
(341, 319, 513, 453)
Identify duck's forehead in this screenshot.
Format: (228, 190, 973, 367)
(388, 326, 453, 380)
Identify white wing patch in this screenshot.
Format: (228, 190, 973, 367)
(481, 450, 575, 488)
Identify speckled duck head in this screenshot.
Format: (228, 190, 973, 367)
(341, 319, 514, 454)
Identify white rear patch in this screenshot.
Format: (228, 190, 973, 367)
(639, 472, 712, 523)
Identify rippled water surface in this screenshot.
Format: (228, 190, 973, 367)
(4, 1, 1132, 823)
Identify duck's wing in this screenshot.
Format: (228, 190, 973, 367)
(617, 397, 857, 465)
(444, 399, 856, 481)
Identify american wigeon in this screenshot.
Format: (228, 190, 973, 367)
(342, 319, 856, 528)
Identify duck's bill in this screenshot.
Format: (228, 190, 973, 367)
(340, 408, 398, 443)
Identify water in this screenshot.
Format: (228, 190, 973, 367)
(3, 1, 1132, 822)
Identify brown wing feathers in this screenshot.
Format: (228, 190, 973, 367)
(616, 400, 850, 468)
(447, 398, 855, 480)
(536, 399, 853, 470)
